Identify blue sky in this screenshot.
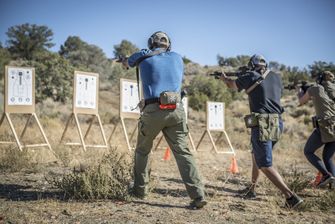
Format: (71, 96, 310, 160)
(0, 0, 334, 68)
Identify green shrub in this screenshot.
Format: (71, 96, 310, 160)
(50, 149, 133, 200)
(187, 75, 234, 111)
(316, 190, 335, 211)
(286, 171, 310, 193)
(300, 190, 335, 212)
(9, 52, 74, 103)
(0, 147, 37, 172)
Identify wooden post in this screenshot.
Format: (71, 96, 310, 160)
(195, 101, 235, 154)
(0, 112, 53, 153)
(120, 117, 132, 151)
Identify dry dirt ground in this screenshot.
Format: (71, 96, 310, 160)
(0, 144, 334, 224)
(0, 93, 334, 223)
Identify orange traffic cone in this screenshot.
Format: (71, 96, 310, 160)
(312, 171, 322, 187)
(229, 156, 239, 174)
(163, 148, 171, 161)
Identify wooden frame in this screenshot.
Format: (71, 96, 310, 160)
(196, 101, 235, 154)
(0, 66, 53, 152)
(109, 79, 140, 151)
(108, 119, 138, 151)
(60, 71, 108, 151)
(0, 113, 53, 152)
(60, 113, 108, 152)
(154, 132, 196, 152)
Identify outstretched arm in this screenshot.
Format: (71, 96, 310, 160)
(298, 90, 310, 106)
(219, 73, 238, 90)
(128, 49, 150, 67)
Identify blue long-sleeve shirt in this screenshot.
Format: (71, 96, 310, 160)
(128, 48, 183, 100)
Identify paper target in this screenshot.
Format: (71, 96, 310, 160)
(121, 79, 140, 114)
(207, 102, 225, 131)
(75, 74, 97, 109)
(7, 67, 33, 105)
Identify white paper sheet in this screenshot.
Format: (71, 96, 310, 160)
(7, 67, 33, 105)
(121, 80, 140, 114)
(207, 102, 225, 131)
(75, 74, 97, 109)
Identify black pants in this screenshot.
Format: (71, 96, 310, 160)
(304, 129, 335, 176)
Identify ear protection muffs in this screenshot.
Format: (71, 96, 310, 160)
(248, 58, 256, 70)
(316, 73, 324, 84)
(147, 33, 155, 50)
(147, 31, 171, 51)
(248, 54, 267, 70)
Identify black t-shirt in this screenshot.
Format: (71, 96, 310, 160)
(235, 71, 284, 114)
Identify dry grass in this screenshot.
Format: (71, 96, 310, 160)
(280, 163, 312, 193)
(0, 146, 39, 172)
(1, 92, 334, 223)
(49, 148, 133, 200)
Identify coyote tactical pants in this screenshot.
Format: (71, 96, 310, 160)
(133, 103, 204, 199)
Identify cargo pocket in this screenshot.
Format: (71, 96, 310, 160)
(257, 114, 280, 142)
(138, 119, 146, 137)
(175, 106, 188, 135)
(318, 116, 335, 143)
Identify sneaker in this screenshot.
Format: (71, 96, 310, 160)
(328, 177, 335, 189)
(317, 174, 335, 188)
(285, 194, 303, 209)
(241, 190, 257, 199)
(190, 197, 207, 209)
(238, 185, 257, 199)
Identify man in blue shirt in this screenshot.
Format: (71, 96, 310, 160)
(221, 54, 303, 209)
(126, 31, 206, 209)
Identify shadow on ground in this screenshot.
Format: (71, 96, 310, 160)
(0, 183, 62, 201)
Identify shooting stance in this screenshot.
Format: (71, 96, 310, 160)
(126, 31, 207, 209)
(298, 71, 335, 187)
(220, 54, 303, 208)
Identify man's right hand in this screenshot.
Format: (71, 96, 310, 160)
(219, 72, 228, 83)
(220, 72, 238, 90)
(121, 57, 129, 69)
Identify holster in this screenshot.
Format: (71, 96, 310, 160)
(244, 114, 258, 128)
(138, 99, 145, 112)
(159, 91, 180, 110)
(312, 116, 319, 129)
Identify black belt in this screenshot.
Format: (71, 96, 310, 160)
(145, 98, 160, 105)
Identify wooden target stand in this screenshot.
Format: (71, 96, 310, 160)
(0, 66, 53, 152)
(154, 97, 196, 151)
(60, 71, 108, 152)
(108, 79, 140, 151)
(196, 101, 235, 154)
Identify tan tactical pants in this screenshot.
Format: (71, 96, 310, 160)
(133, 102, 205, 199)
